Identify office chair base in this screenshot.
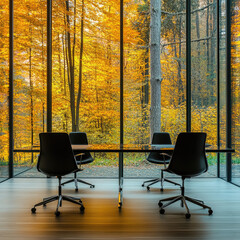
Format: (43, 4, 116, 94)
(31, 177, 85, 216)
(62, 175, 95, 190)
(142, 177, 181, 191)
(31, 194, 84, 216)
(159, 194, 213, 219)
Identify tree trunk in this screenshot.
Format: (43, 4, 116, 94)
(76, 0, 84, 132)
(150, 0, 161, 139)
(65, 0, 76, 131)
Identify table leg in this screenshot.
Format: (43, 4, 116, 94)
(118, 152, 123, 208)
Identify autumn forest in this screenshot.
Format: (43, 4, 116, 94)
(0, 0, 239, 176)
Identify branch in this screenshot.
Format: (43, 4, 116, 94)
(162, 34, 215, 47)
(161, 3, 214, 16)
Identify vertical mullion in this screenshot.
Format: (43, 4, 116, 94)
(120, 0, 123, 145)
(226, 0, 232, 182)
(119, 0, 124, 184)
(118, 0, 124, 206)
(186, 0, 191, 132)
(47, 0, 52, 132)
(217, 0, 220, 177)
(9, 0, 14, 178)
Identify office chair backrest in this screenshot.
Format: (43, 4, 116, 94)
(152, 132, 172, 145)
(69, 132, 88, 145)
(168, 132, 208, 177)
(148, 132, 172, 162)
(37, 133, 78, 177)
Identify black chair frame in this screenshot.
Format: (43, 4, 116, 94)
(31, 133, 85, 216)
(158, 132, 213, 219)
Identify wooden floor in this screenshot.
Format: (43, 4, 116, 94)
(0, 178, 240, 240)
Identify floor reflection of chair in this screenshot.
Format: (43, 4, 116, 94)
(31, 133, 85, 217)
(61, 132, 95, 191)
(158, 132, 213, 219)
(142, 132, 180, 191)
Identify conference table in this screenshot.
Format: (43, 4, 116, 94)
(14, 143, 235, 208)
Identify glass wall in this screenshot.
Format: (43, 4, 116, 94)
(124, 0, 186, 178)
(231, 0, 240, 185)
(191, 0, 218, 177)
(13, 0, 47, 176)
(50, 0, 120, 177)
(0, 1, 9, 181)
(0, 0, 237, 182)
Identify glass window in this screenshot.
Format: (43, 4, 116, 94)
(191, 0, 218, 177)
(51, 0, 120, 177)
(14, 0, 47, 176)
(124, 0, 186, 178)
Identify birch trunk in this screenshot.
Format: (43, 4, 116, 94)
(150, 0, 161, 139)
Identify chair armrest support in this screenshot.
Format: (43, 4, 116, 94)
(74, 153, 85, 169)
(159, 153, 172, 168)
(74, 153, 85, 157)
(159, 153, 172, 158)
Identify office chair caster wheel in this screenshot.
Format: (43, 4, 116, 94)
(75, 188, 78, 192)
(31, 207, 36, 214)
(147, 186, 150, 191)
(90, 185, 95, 188)
(159, 208, 165, 214)
(208, 209, 213, 215)
(141, 184, 144, 187)
(55, 211, 60, 217)
(80, 206, 85, 212)
(185, 213, 191, 219)
(160, 188, 163, 192)
(43, 203, 46, 207)
(158, 201, 163, 207)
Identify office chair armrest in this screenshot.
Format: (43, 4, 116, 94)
(159, 153, 172, 168)
(74, 153, 85, 169)
(36, 154, 40, 171)
(159, 153, 172, 158)
(74, 153, 85, 157)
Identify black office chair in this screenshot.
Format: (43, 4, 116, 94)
(61, 132, 95, 191)
(142, 132, 180, 191)
(31, 133, 85, 216)
(158, 132, 213, 219)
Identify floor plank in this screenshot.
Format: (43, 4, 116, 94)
(0, 178, 240, 240)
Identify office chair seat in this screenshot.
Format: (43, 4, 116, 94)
(158, 132, 213, 219)
(31, 133, 85, 216)
(147, 156, 170, 165)
(77, 156, 94, 165)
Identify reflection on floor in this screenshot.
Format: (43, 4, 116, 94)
(0, 178, 240, 239)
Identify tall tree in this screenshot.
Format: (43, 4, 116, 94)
(150, 0, 161, 137)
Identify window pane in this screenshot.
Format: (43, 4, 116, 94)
(191, 0, 217, 177)
(14, 0, 47, 176)
(51, 0, 120, 177)
(124, 0, 186, 178)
